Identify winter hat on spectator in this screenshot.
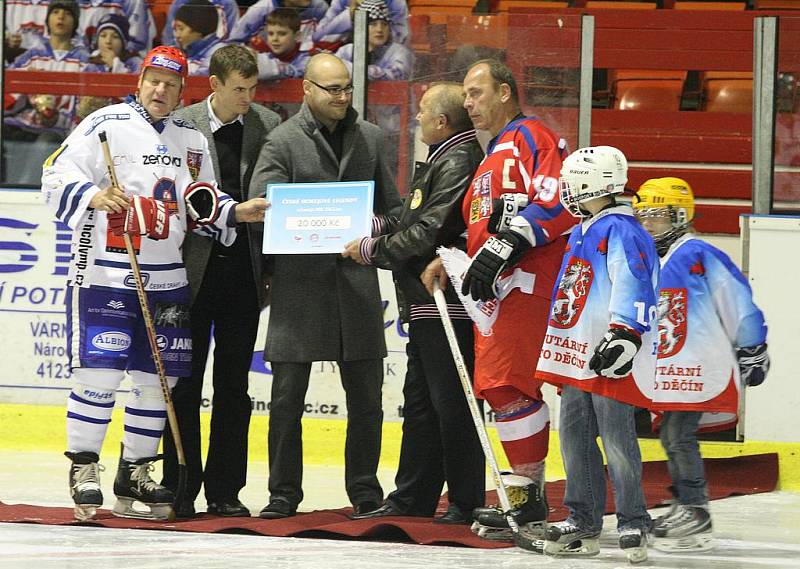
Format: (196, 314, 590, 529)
(46, 0, 80, 35)
(94, 13, 130, 47)
(358, 0, 390, 23)
(175, 0, 219, 37)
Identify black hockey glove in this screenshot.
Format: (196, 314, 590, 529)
(737, 343, 770, 387)
(461, 230, 530, 302)
(589, 326, 642, 379)
(488, 193, 529, 234)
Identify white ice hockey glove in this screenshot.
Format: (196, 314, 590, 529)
(589, 326, 642, 379)
(461, 230, 530, 302)
(184, 181, 220, 225)
(737, 343, 769, 387)
(488, 193, 529, 234)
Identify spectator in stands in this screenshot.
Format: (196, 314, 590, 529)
(78, 14, 142, 123)
(335, 0, 412, 81)
(162, 0, 240, 46)
(255, 7, 310, 80)
(84, 14, 142, 73)
(5, 0, 88, 136)
(4, 0, 50, 63)
(228, 0, 328, 52)
(313, 0, 409, 52)
(2, 0, 88, 185)
(75, 0, 154, 55)
(174, 0, 226, 76)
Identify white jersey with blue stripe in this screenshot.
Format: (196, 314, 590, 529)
(41, 98, 237, 293)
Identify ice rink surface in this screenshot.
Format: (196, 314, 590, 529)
(1, 450, 799, 568)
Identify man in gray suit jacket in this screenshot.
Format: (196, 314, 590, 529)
(249, 53, 402, 519)
(162, 45, 281, 518)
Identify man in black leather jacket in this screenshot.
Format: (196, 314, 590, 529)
(342, 82, 485, 524)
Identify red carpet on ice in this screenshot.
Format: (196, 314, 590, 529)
(0, 454, 778, 549)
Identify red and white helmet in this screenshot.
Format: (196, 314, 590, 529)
(140, 46, 189, 81)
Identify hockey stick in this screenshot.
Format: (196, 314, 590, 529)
(98, 131, 186, 520)
(432, 281, 542, 553)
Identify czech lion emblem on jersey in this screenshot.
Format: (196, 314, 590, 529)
(550, 256, 593, 329)
(657, 288, 688, 357)
(186, 149, 203, 181)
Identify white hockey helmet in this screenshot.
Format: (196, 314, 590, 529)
(559, 146, 628, 217)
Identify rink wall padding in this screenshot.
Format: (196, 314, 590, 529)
(0, 453, 778, 548)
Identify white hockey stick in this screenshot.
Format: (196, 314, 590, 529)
(432, 281, 541, 552)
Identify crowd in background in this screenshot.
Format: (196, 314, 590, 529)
(2, 0, 414, 147)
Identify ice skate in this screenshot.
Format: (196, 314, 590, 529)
(653, 505, 714, 553)
(543, 520, 601, 557)
(471, 476, 548, 541)
(65, 451, 104, 521)
(619, 527, 648, 564)
(112, 452, 174, 521)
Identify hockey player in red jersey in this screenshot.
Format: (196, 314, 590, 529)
(427, 59, 577, 541)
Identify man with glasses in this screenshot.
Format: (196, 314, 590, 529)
(249, 53, 401, 519)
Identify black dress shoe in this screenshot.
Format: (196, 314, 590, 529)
(434, 504, 471, 525)
(207, 499, 250, 517)
(258, 498, 297, 519)
(350, 502, 403, 520)
(174, 499, 196, 519)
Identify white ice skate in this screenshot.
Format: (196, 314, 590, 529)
(65, 451, 105, 521)
(543, 520, 601, 557)
(653, 505, 715, 553)
(619, 527, 648, 564)
(112, 452, 174, 521)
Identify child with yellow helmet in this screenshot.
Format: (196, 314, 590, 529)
(633, 177, 770, 553)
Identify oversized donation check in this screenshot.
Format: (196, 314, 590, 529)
(262, 181, 374, 254)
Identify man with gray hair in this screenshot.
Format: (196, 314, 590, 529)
(343, 82, 485, 524)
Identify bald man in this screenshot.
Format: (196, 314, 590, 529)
(248, 53, 402, 519)
(342, 83, 485, 524)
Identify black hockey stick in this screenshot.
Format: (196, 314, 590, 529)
(432, 281, 543, 553)
(99, 131, 187, 520)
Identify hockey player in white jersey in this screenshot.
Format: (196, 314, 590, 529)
(41, 46, 268, 521)
(633, 177, 769, 553)
(536, 146, 659, 564)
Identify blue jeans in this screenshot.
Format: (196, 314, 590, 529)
(659, 411, 707, 506)
(559, 385, 650, 532)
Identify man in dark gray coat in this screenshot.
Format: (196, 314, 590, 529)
(342, 83, 485, 524)
(161, 45, 281, 518)
(249, 53, 402, 519)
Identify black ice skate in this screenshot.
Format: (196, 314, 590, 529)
(471, 476, 548, 542)
(112, 450, 174, 521)
(65, 451, 104, 521)
(653, 505, 714, 553)
(619, 527, 648, 564)
(543, 520, 601, 557)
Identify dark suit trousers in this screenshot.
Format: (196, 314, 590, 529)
(387, 317, 485, 516)
(268, 360, 384, 507)
(163, 253, 260, 503)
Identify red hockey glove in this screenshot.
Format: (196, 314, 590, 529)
(184, 182, 220, 225)
(108, 196, 170, 240)
(589, 326, 642, 379)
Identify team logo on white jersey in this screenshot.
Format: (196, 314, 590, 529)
(657, 288, 687, 357)
(550, 256, 593, 329)
(187, 149, 203, 181)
